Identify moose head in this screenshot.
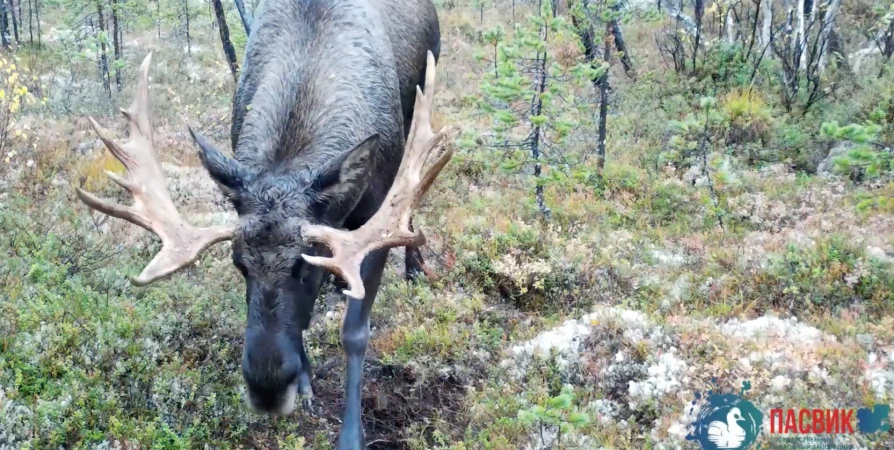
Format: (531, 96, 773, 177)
(76, 51, 451, 439)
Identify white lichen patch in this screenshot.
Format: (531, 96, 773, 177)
(501, 305, 662, 380)
(628, 349, 690, 408)
(504, 304, 892, 450)
(718, 315, 836, 377)
(502, 315, 595, 379)
(864, 348, 894, 400)
(0, 387, 35, 450)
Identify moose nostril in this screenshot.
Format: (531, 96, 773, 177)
(243, 362, 301, 415)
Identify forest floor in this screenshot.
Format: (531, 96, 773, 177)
(2, 1, 894, 450)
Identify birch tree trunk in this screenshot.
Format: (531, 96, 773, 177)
(760, 0, 772, 49)
(725, 5, 736, 44)
(795, 0, 806, 69)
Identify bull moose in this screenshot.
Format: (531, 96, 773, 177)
(74, 0, 448, 447)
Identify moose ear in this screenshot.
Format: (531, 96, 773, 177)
(311, 133, 379, 223)
(191, 127, 247, 197)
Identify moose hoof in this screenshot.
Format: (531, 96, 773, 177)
(300, 393, 316, 415)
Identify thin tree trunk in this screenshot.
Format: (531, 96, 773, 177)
(184, 0, 191, 55)
(745, 0, 761, 56)
(96, 1, 111, 97)
(211, 0, 239, 81)
(156, 0, 161, 39)
(805, 0, 816, 23)
(26, 0, 31, 47)
(692, 0, 704, 72)
(33, 0, 37, 49)
(233, 0, 251, 34)
(794, 0, 805, 65)
(0, 1, 10, 48)
(724, 5, 735, 43)
(596, 20, 612, 176)
(530, 1, 550, 220)
(759, 0, 772, 50)
(611, 19, 634, 78)
(571, 0, 599, 90)
(571, 0, 613, 169)
(10, 0, 18, 43)
(112, 0, 122, 92)
(531, 56, 550, 220)
(879, 16, 894, 78)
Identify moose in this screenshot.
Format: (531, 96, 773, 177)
(74, 0, 447, 447)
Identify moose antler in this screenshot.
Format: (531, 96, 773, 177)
(300, 50, 453, 299)
(75, 53, 236, 286)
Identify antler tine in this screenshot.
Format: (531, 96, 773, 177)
(301, 50, 454, 299)
(121, 52, 154, 145)
(75, 52, 237, 286)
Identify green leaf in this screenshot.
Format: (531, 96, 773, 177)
(517, 409, 537, 424)
(569, 412, 590, 427)
(495, 110, 516, 124)
(530, 115, 548, 126)
(548, 394, 572, 409)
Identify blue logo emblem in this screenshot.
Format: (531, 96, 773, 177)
(686, 380, 763, 450)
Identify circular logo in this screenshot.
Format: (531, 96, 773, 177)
(687, 393, 763, 450)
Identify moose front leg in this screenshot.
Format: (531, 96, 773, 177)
(295, 332, 315, 412)
(337, 247, 390, 450)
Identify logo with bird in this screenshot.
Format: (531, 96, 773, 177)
(686, 380, 763, 450)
